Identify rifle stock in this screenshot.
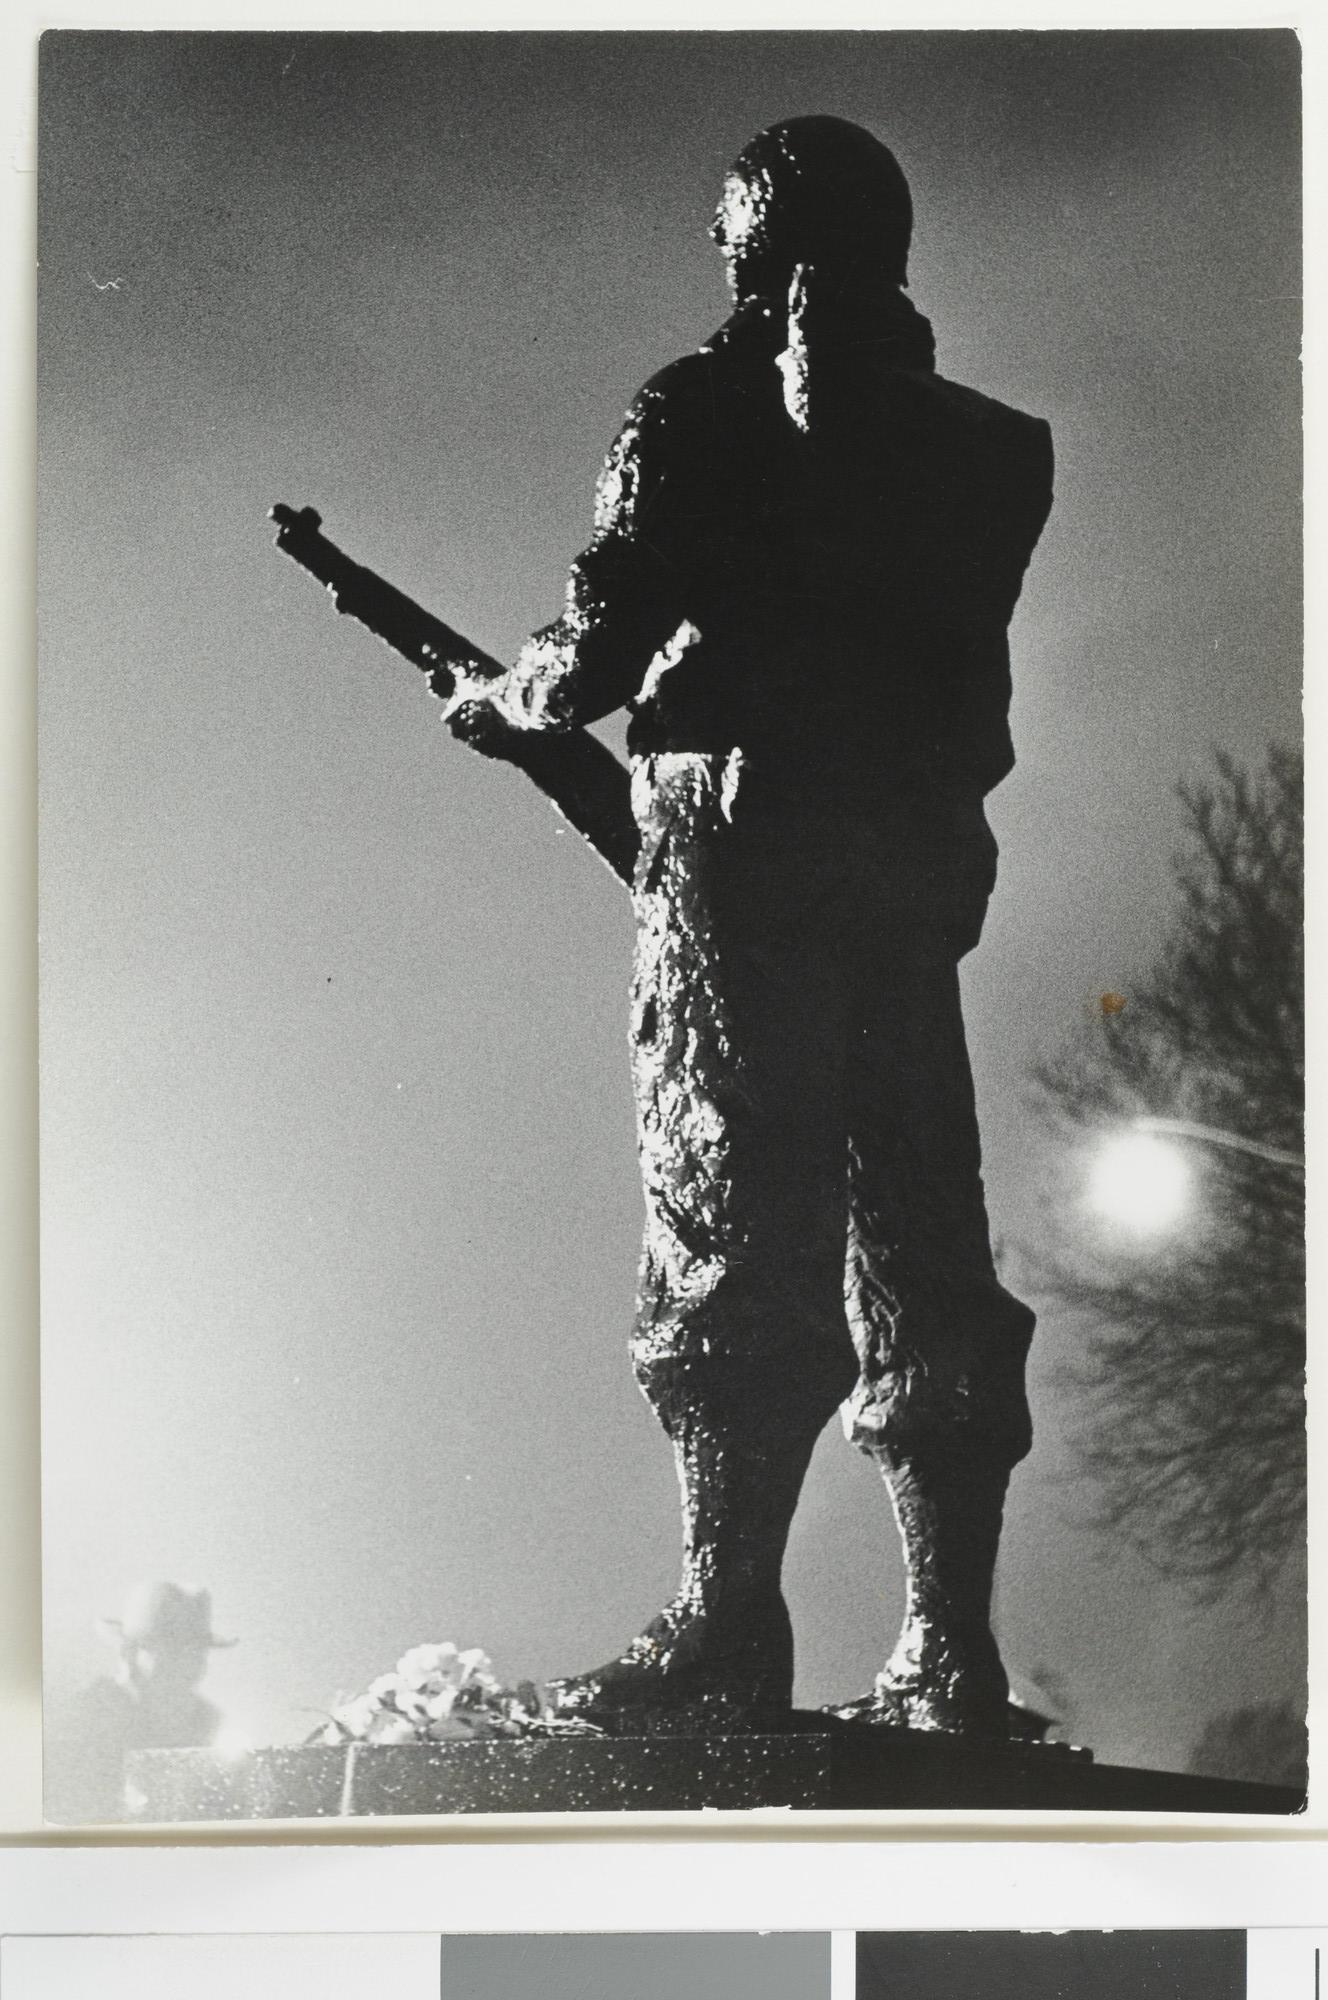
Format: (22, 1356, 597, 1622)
(269, 504, 638, 886)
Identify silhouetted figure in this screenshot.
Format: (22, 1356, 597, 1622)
(450, 117, 1053, 1735)
(56, 1582, 233, 1821)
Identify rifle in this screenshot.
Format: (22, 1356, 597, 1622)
(269, 504, 638, 887)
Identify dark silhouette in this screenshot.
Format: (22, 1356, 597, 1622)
(447, 117, 1054, 1736)
(49, 1582, 233, 1823)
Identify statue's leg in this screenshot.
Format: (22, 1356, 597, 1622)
(834, 937, 1034, 1736)
(548, 755, 858, 1733)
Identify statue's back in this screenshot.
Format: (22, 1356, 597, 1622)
(622, 318, 1055, 800)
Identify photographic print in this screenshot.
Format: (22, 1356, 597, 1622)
(37, 29, 1304, 1821)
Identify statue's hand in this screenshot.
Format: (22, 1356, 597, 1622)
(442, 690, 521, 762)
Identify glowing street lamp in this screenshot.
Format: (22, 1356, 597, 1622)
(1089, 1116, 1304, 1236)
(1089, 1128, 1193, 1235)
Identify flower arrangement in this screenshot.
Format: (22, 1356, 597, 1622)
(316, 1642, 601, 1746)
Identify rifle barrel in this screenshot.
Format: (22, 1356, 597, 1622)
(269, 503, 638, 886)
(270, 503, 493, 696)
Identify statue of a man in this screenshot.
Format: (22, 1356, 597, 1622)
(449, 116, 1054, 1738)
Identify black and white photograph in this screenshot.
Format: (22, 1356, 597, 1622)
(36, 28, 1304, 1822)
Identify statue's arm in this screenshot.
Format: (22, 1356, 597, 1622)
(450, 379, 694, 741)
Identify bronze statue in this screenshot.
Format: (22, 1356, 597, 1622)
(445, 117, 1055, 1738)
(284, 114, 1054, 1741)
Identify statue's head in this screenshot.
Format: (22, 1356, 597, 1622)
(710, 116, 913, 305)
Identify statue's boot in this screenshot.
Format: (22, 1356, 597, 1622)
(547, 1415, 822, 1735)
(826, 1442, 1013, 1737)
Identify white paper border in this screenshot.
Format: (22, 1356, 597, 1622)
(0, 1840, 1326, 1932)
(3, 0, 1321, 1844)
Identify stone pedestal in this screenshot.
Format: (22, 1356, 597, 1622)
(126, 1718, 1304, 1820)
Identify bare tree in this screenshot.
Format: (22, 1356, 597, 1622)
(1028, 747, 1304, 1596)
(1187, 1697, 1308, 1791)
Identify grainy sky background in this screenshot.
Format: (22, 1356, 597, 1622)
(38, 29, 1301, 1781)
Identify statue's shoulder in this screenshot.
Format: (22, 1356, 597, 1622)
(628, 306, 774, 415)
(594, 351, 721, 530)
(919, 376, 1055, 542)
(626, 352, 712, 424)
(927, 372, 1054, 461)
(630, 332, 737, 416)
(613, 336, 748, 479)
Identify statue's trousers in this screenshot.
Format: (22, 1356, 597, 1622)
(626, 751, 1035, 1470)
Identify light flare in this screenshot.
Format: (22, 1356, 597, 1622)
(1089, 1130, 1193, 1234)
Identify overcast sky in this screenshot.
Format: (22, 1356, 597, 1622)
(38, 30, 1301, 1782)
